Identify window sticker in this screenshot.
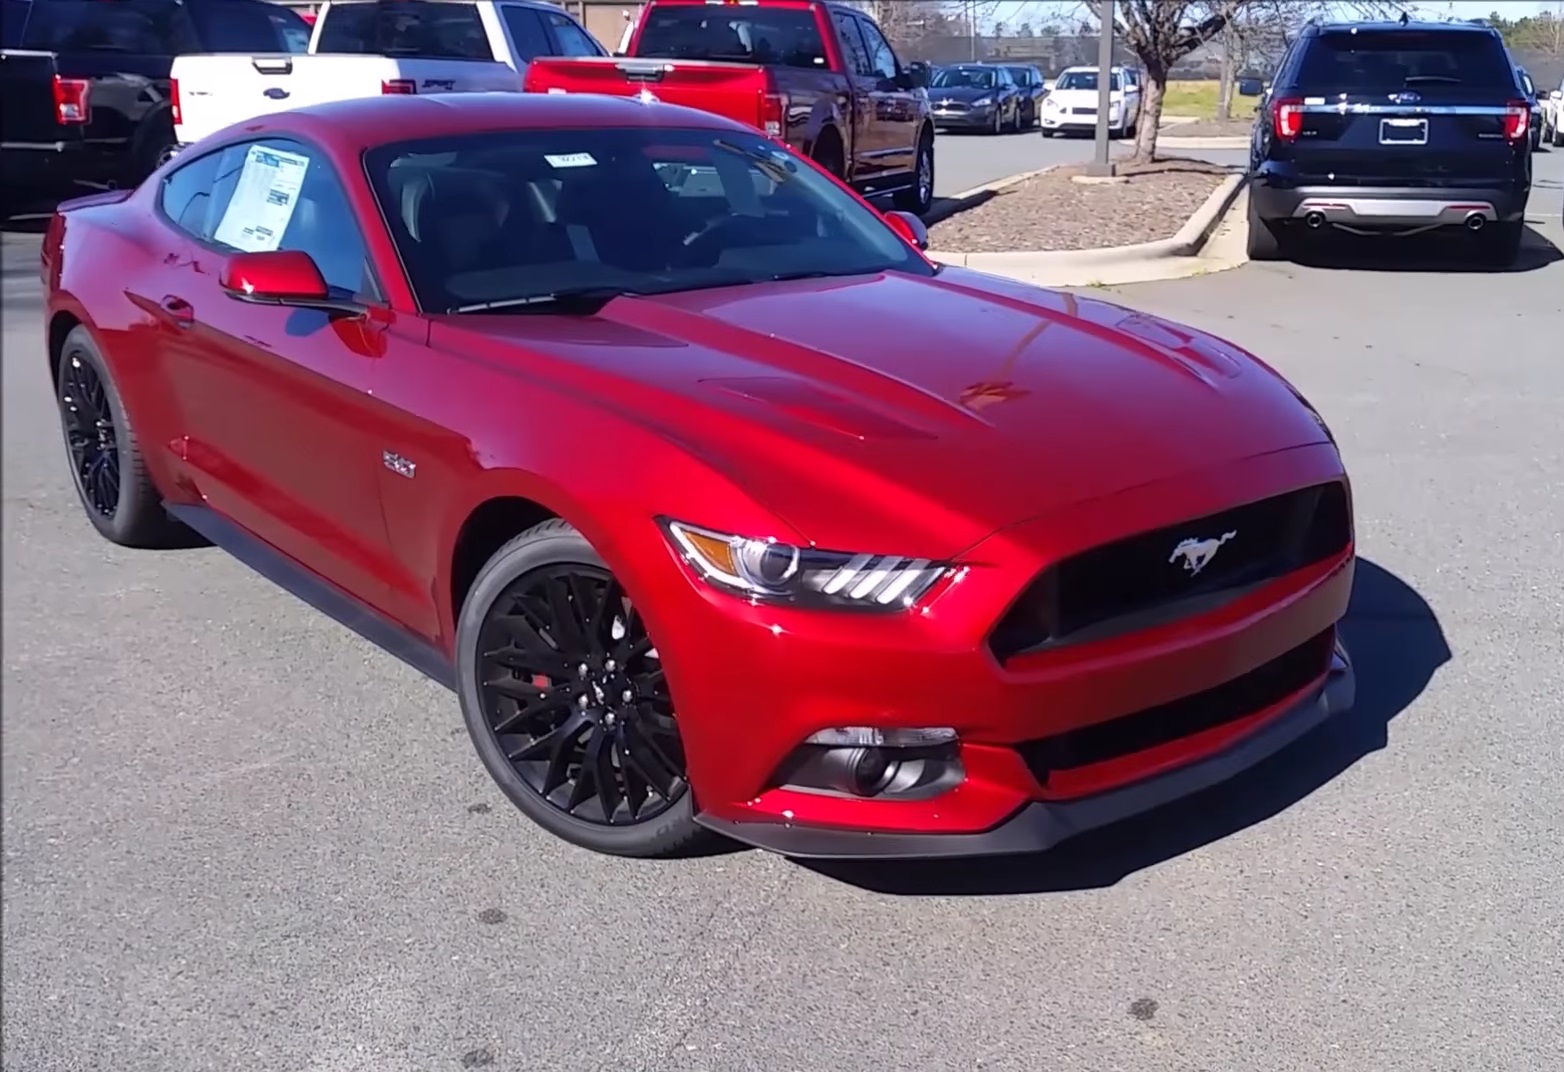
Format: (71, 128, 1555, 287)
(544, 152, 597, 168)
(212, 145, 311, 252)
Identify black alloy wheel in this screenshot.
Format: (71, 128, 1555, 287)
(475, 561, 688, 827)
(59, 353, 120, 518)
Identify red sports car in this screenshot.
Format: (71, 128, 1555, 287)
(43, 93, 1356, 860)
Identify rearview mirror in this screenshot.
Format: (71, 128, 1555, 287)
(883, 209, 928, 251)
(220, 250, 360, 315)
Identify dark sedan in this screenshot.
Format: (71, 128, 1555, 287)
(928, 64, 1023, 134)
(1002, 65, 1047, 127)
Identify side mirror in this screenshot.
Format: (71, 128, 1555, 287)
(904, 61, 930, 89)
(1237, 77, 1263, 97)
(883, 209, 928, 251)
(220, 250, 360, 315)
(1551, 89, 1563, 101)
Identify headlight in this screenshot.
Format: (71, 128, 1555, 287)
(971, 96, 992, 108)
(661, 519, 949, 611)
(1043, 97, 1058, 110)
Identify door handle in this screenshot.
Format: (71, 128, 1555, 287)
(159, 294, 194, 328)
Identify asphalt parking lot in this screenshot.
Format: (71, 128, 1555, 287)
(3, 141, 1561, 1072)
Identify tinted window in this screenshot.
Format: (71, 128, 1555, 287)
(854, 17, 897, 81)
(365, 127, 932, 313)
(542, 10, 602, 58)
(1004, 67, 1035, 86)
(498, 5, 551, 61)
(634, 5, 826, 70)
(1295, 30, 1516, 92)
(932, 67, 995, 89)
(20, 0, 196, 54)
(830, 11, 872, 78)
(186, 1, 312, 53)
(159, 148, 226, 236)
(316, 0, 493, 60)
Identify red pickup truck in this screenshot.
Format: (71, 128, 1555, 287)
(523, 0, 936, 216)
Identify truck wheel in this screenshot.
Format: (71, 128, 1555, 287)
(893, 133, 935, 216)
(811, 133, 845, 180)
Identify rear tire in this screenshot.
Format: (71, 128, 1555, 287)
(1477, 221, 1523, 267)
(54, 325, 194, 548)
(1244, 193, 1287, 262)
(811, 131, 845, 180)
(1553, 119, 1564, 148)
(455, 519, 717, 859)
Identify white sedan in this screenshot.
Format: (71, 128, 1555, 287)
(1541, 79, 1564, 149)
(1040, 65, 1141, 138)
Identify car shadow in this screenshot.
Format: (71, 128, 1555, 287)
(1285, 223, 1561, 274)
(798, 558, 1449, 896)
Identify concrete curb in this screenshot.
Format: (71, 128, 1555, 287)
(1157, 135, 1249, 150)
(928, 172, 1246, 280)
(923, 165, 1059, 226)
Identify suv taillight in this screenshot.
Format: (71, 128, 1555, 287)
(52, 75, 90, 124)
(1502, 99, 1529, 141)
(1271, 96, 1303, 141)
(761, 92, 786, 139)
(382, 79, 417, 95)
(170, 77, 182, 126)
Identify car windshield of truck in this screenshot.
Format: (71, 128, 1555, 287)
(1294, 30, 1516, 92)
(1054, 70, 1119, 91)
(366, 126, 934, 314)
(632, 5, 827, 70)
(932, 68, 995, 89)
(315, 0, 494, 61)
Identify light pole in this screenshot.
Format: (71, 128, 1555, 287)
(1087, 0, 1117, 177)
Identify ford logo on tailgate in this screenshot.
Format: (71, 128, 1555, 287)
(263, 87, 290, 100)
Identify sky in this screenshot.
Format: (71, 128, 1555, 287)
(975, 0, 1559, 32)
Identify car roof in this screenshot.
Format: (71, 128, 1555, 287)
(216, 92, 754, 155)
(1310, 19, 1501, 35)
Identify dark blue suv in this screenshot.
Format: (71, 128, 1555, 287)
(1247, 19, 1532, 265)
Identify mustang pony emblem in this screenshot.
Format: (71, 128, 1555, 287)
(1168, 531, 1237, 576)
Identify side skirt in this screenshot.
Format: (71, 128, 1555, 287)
(166, 504, 456, 692)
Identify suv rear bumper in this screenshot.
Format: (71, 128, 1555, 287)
(1251, 179, 1529, 227)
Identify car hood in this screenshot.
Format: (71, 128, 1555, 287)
(451, 268, 1332, 558)
(929, 84, 998, 102)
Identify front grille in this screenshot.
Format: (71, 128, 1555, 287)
(1071, 106, 1097, 115)
(989, 481, 1350, 662)
(935, 101, 969, 112)
(1017, 627, 1335, 788)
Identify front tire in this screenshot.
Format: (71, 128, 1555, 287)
(55, 325, 192, 548)
(893, 131, 935, 216)
(455, 519, 715, 859)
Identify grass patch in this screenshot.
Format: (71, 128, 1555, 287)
(1160, 80, 1260, 119)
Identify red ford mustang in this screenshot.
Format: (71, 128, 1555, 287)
(43, 93, 1356, 860)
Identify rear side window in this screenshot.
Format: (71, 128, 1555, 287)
(185, 1, 312, 53)
(316, 0, 494, 61)
(541, 9, 602, 58)
(18, 0, 196, 54)
(498, 5, 551, 61)
(634, 4, 827, 70)
(1294, 30, 1517, 93)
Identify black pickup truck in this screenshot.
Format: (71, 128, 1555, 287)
(1, 0, 310, 216)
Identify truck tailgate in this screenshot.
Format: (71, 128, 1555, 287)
(0, 49, 77, 147)
(523, 57, 774, 132)
(172, 53, 522, 146)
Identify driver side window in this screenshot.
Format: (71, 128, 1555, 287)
(831, 10, 873, 78)
(165, 137, 379, 300)
(855, 17, 898, 81)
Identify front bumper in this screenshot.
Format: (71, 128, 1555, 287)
(1041, 111, 1123, 132)
(932, 108, 997, 130)
(700, 641, 1355, 858)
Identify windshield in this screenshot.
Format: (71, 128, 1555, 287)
(1055, 70, 1119, 91)
(1295, 30, 1517, 92)
(931, 67, 996, 89)
(365, 126, 934, 314)
(633, 6, 826, 70)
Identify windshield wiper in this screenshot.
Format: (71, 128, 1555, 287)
(450, 287, 638, 314)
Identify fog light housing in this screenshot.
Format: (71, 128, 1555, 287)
(805, 727, 958, 748)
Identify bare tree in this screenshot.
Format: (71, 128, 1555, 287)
(1082, 0, 1399, 163)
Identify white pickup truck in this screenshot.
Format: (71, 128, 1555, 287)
(1541, 77, 1564, 149)
(171, 0, 606, 148)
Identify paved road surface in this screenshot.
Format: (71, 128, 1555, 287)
(3, 150, 1562, 1072)
(932, 127, 1245, 196)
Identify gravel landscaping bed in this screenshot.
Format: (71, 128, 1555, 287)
(1161, 117, 1257, 138)
(929, 159, 1235, 254)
